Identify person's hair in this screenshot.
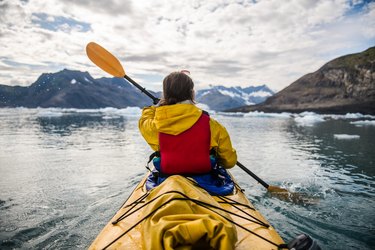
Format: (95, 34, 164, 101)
(160, 72, 195, 105)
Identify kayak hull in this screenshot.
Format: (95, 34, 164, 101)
(89, 173, 284, 249)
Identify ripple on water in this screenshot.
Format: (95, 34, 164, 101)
(1, 109, 374, 249)
(0, 199, 17, 211)
(0, 216, 67, 249)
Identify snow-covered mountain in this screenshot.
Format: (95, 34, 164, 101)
(0, 69, 274, 111)
(196, 85, 274, 111)
(0, 69, 155, 108)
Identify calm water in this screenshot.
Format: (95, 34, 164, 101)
(0, 108, 374, 249)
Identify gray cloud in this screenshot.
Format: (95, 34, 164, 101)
(201, 59, 245, 77)
(122, 52, 169, 63)
(0, 0, 374, 91)
(0, 0, 26, 23)
(62, 0, 133, 16)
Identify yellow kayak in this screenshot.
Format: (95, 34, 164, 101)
(89, 172, 286, 250)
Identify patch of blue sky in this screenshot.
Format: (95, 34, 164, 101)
(134, 73, 163, 90)
(31, 13, 91, 32)
(2, 58, 66, 72)
(135, 73, 163, 83)
(2, 58, 42, 68)
(345, 0, 373, 16)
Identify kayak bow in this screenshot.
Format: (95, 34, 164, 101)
(89, 173, 285, 250)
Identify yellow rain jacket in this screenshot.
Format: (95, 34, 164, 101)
(139, 103, 237, 168)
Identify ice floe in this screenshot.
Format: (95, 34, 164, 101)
(36, 107, 142, 118)
(350, 120, 375, 126)
(244, 111, 291, 118)
(294, 112, 325, 126)
(333, 134, 360, 139)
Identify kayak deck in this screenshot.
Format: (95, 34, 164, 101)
(89, 174, 285, 249)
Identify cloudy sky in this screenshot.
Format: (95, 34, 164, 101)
(1, 0, 374, 92)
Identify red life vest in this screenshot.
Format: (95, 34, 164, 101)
(159, 112, 211, 175)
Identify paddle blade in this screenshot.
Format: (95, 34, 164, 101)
(268, 185, 320, 205)
(267, 185, 289, 193)
(86, 42, 125, 77)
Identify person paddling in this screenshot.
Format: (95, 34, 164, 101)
(139, 71, 237, 177)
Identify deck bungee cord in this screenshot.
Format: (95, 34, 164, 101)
(104, 181, 286, 250)
(183, 176, 270, 227)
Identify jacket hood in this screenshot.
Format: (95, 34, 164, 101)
(155, 104, 202, 135)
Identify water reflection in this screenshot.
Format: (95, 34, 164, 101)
(286, 119, 375, 181)
(1, 109, 374, 249)
(37, 114, 128, 136)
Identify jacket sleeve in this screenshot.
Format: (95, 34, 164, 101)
(138, 106, 159, 151)
(210, 118, 237, 168)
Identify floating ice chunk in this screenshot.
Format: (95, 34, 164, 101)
(344, 113, 365, 119)
(350, 120, 375, 126)
(294, 112, 324, 126)
(243, 111, 291, 118)
(37, 109, 63, 117)
(327, 113, 375, 120)
(334, 134, 360, 139)
(89, 107, 143, 117)
(74, 109, 100, 113)
(217, 112, 243, 117)
(117, 107, 142, 116)
(102, 115, 121, 120)
(36, 107, 144, 117)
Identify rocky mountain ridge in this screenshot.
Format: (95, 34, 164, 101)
(0, 69, 153, 108)
(231, 46, 375, 114)
(0, 69, 272, 110)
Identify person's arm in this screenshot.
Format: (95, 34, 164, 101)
(138, 106, 159, 151)
(210, 119, 237, 168)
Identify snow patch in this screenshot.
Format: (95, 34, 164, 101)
(218, 89, 237, 98)
(217, 89, 255, 105)
(249, 91, 272, 97)
(334, 134, 360, 140)
(84, 77, 93, 83)
(199, 91, 211, 97)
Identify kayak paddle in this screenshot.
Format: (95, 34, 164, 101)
(85, 42, 313, 203)
(86, 42, 160, 105)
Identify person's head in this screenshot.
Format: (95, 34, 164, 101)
(161, 71, 195, 105)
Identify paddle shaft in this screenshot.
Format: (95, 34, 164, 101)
(124, 75, 160, 105)
(236, 161, 270, 189)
